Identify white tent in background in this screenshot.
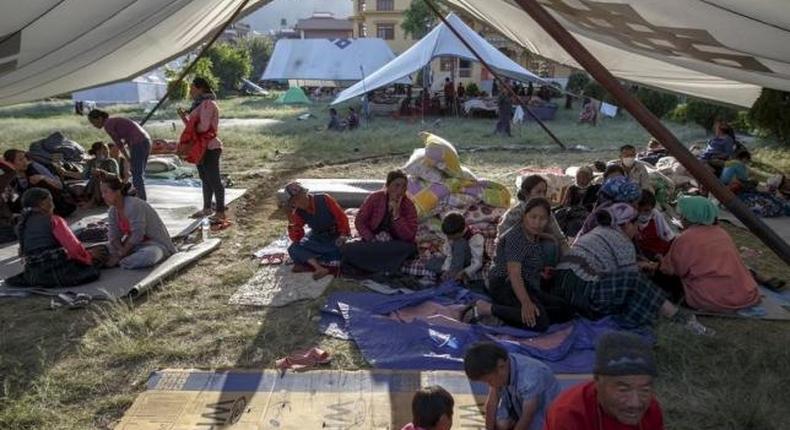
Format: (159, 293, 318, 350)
(446, 0, 790, 107)
(0, 0, 269, 107)
(262, 38, 404, 87)
(332, 13, 548, 105)
(72, 75, 167, 105)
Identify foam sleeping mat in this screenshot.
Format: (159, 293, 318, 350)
(277, 178, 384, 208)
(0, 239, 221, 300)
(694, 287, 790, 321)
(116, 369, 589, 429)
(0, 185, 246, 280)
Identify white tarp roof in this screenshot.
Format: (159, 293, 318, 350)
(262, 38, 401, 83)
(447, 0, 790, 107)
(332, 13, 548, 105)
(0, 0, 269, 106)
(72, 77, 167, 104)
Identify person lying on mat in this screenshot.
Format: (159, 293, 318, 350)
(88, 109, 151, 201)
(285, 181, 350, 280)
(544, 331, 664, 430)
(498, 175, 568, 257)
(4, 188, 108, 288)
(101, 177, 176, 270)
(464, 342, 559, 430)
(465, 198, 573, 332)
(401, 385, 454, 430)
(342, 170, 418, 274)
(658, 196, 759, 313)
(554, 203, 714, 335)
(4, 149, 77, 218)
(436, 212, 485, 284)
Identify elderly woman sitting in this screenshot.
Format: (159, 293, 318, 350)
(554, 203, 713, 335)
(659, 196, 760, 313)
(341, 170, 418, 274)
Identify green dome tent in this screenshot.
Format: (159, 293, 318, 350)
(276, 87, 311, 105)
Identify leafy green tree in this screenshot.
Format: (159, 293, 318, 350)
(634, 87, 678, 119)
(566, 71, 589, 93)
(238, 36, 273, 82)
(749, 88, 790, 144)
(401, 0, 444, 39)
(165, 57, 218, 100)
(206, 42, 252, 95)
(686, 98, 737, 132)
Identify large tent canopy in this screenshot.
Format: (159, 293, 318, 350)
(0, 0, 269, 107)
(262, 38, 402, 86)
(446, 0, 790, 107)
(332, 13, 548, 105)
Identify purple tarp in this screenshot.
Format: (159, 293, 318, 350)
(320, 283, 652, 373)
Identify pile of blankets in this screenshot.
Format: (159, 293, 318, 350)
(401, 133, 511, 278)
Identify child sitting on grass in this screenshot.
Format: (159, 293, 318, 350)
(439, 212, 485, 284)
(464, 342, 560, 430)
(401, 385, 455, 430)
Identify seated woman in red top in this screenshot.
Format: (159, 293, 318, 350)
(5, 188, 107, 288)
(544, 331, 664, 430)
(285, 181, 350, 280)
(342, 170, 418, 274)
(634, 190, 674, 260)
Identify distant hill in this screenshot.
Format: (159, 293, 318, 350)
(243, 0, 353, 34)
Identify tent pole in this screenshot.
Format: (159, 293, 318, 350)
(139, 0, 252, 126)
(512, 0, 790, 264)
(422, 0, 566, 150)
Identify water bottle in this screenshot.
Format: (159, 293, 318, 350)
(201, 217, 210, 241)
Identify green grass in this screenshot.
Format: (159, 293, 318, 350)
(0, 97, 789, 429)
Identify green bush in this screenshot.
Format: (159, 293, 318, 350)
(167, 79, 189, 101)
(669, 103, 688, 123)
(686, 99, 738, 132)
(748, 88, 790, 144)
(732, 110, 753, 134)
(634, 87, 678, 119)
(206, 43, 252, 95)
(566, 71, 589, 93)
(465, 83, 479, 97)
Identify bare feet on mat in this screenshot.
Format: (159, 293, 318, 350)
(312, 266, 331, 280)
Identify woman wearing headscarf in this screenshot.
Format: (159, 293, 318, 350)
(659, 196, 760, 312)
(178, 77, 226, 224)
(554, 203, 713, 334)
(5, 188, 106, 287)
(574, 175, 642, 240)
(341, 170, 418, 274)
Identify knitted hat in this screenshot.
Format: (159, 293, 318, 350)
(594, 331, 657, 377)
(284, 182, 307, 201)
(600, 176, 642, 203)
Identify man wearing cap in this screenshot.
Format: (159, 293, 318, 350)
(544, 331, 664, 429)
(285, 182, 350, 280)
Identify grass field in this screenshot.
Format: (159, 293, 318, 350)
(0, 96, 788, 429)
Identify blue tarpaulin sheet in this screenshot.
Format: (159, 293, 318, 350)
(320, 283, 651, 373)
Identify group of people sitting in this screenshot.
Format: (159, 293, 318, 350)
(286, 143, 775, 336)
(401, 332, 664, 430)
(326, 107, 360, 132)
(1, 76, 229, 288)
